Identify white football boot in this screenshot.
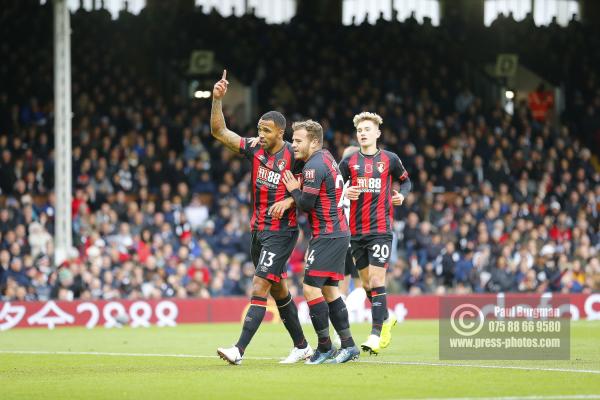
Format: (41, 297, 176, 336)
(217, 345, 243, 365)
(279, 344, 314, 364)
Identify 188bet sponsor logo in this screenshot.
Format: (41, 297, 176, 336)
(257, 166, 281, 186)
(0, 300, 178, 330)
(357, 176, 382, 192)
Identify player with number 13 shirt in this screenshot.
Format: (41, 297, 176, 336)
(212, 70, 312, 366)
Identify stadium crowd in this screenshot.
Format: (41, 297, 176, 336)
(0, 0, 599, 301)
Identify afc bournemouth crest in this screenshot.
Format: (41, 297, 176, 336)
(277, 159, 287, 171)
(377, 162, 385, 174)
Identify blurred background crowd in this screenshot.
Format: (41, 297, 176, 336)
(1, 0, 599, 301)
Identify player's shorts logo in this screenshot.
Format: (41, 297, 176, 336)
(377, 162, 385, 173)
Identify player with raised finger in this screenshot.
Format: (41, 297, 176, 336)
(212, 70, 312, 365)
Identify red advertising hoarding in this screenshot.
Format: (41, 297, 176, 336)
(1, 293, 598, 330)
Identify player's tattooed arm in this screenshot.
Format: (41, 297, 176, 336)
(210, 69, 244, 153)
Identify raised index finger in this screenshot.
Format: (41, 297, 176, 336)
(222, 69, 227, 80)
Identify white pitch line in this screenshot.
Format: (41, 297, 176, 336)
(358, 359, 600, 375)
(0, 350, 275, 361)
(1, 350, 599, 375)
(399, 396, 600, 400)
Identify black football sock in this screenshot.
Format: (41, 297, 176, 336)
(276, 293, 307, 349)
(308, 297, 331, 352)
(364, 287, 372, 303)
(370, 287, 388, 336)
(235, 296, 267, 355)
(327, 296, 356, 348)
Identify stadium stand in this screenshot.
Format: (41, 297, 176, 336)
(0, 0, 599, 301)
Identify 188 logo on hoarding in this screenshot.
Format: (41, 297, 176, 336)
(0, 300, 178, 331)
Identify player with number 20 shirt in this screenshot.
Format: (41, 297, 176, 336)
(339, 111, 411, 355)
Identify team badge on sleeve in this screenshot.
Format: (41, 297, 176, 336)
(304, 169, 315, 181)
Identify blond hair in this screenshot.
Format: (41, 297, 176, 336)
(292, 120, 323, 144)
(353, 111, 383, 128)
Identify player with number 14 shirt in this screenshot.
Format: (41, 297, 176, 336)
(282, 119, 360, 364)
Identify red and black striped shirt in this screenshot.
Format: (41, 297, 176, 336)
(339, 149, 409, 236)
(296, 149, 350, 239)
(239, 138, 302, 233)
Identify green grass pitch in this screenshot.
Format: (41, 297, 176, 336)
(1, 321, 599, 399)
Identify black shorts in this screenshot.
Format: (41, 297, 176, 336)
(250, 230, 299, 283)
(344, 246, 358, 278)
(351, 234, 393, 270)
(303, 235, 350, 288)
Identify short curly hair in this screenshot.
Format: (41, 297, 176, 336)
(260, 111, 286, 130)
(353, 111, 383, 128)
